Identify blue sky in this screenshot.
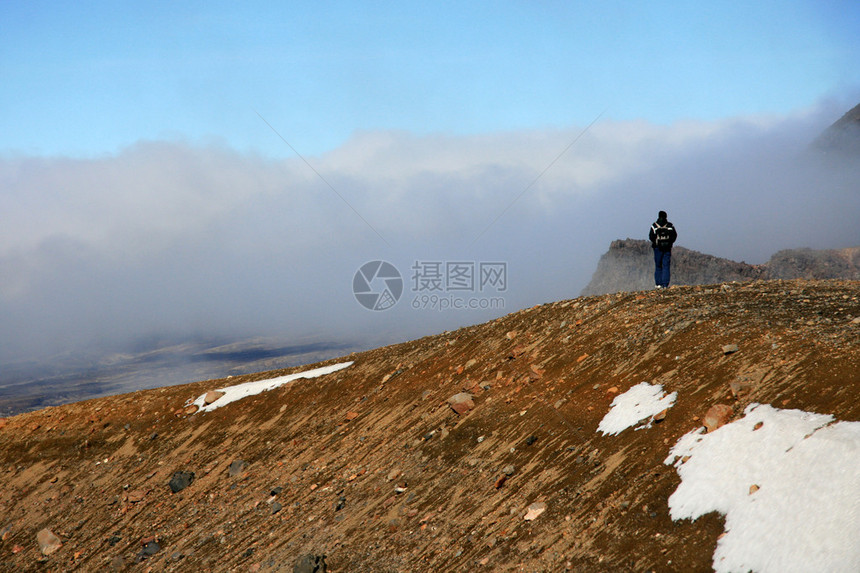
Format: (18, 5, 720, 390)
(3, 0, 859, 157)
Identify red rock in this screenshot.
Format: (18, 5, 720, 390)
(494, 475, 507, 489)
(447, 393, 475, 415)
(0, 418, 7, 430)
(12, 544, 24, 554)
(345, 411, 359, 421)
(203, 391, 225, 405)
(37, 528, 62, 555)
(703, 404, 733, 433)
(184, 404, 199, 415)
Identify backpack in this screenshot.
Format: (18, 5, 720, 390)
(653, 222, 673, 249)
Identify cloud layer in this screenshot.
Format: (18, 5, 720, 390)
(2, 102, 858, 364)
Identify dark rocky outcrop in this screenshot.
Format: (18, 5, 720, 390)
(581, 239, 860, 296)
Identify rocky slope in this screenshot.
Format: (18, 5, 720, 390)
(0, 279, 858, 572)
(581, 239, 860, 296)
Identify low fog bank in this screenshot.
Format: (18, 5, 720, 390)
(1, 101, 858, 370)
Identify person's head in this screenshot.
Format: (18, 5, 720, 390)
(657, 210, 667, 222)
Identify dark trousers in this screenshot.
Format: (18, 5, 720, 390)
(653, 248, 671, 287)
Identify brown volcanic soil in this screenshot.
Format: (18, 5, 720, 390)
(1, 279, 858, 572)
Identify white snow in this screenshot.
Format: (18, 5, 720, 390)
(664, 403, 860, 573)
(597, 382, 677, 435)
(190, 361, 354, 412)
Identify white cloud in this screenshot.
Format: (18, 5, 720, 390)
(0, 102, 857, 363)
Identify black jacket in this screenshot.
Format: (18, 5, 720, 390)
(649, 219, 677, 252)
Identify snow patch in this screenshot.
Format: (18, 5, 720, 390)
(597, 382, 676, 435)
(665, 403, 860, 573)
(191, 361, 354, 412)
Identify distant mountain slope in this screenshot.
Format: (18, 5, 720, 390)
(0, 279, 857, 572)
(581, 239, 860, 296)
(813, 101, 860, 155)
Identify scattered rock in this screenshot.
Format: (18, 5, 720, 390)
(729, 380, 753, 398)
(271, 502, 283, 514)
(651, 409, 668, 423)
(501, 464, 516, 476)
(168, 471, 195, 493)
(203, 390, 225, 405)
(0, 418, 6, 430)
(141, 541, 161, 555)
(228, 460, 247, 477)
(505, 330, 518, 340)
(703, 404, 733, 433)
(749, 484, 760, 494)
(37, 528, 62, 555)
(494, 475, 507, 489)
(524, 502, 547, 521)
(525, 435, 538, 446)
(184, 404, 199, 415)
(386, 469, 401, 482)
(126, 489, 148, 503)
(345, 411, 360, 421)
(447, 393, 475, 415)
(721, 344, 739, 355)
(109, 555, 126, 571)
(0, 523, 12, 541)
(294, 553, 327, 573)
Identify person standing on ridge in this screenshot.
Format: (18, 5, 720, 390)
(649, 210, 677, 289)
